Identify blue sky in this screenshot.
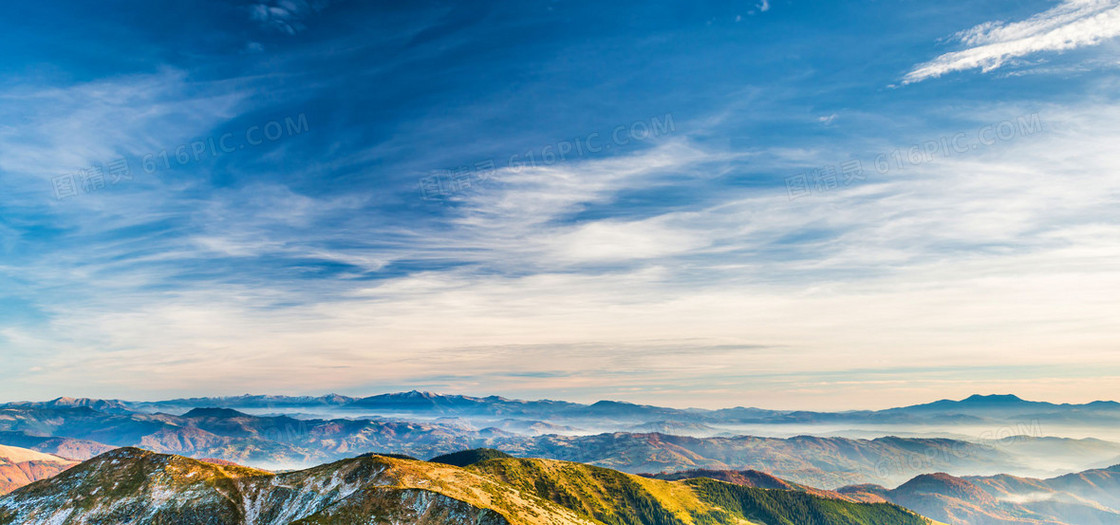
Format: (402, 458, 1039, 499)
(1, 0, 1119, 409)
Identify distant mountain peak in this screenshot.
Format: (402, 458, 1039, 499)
(962, 394, 1025, 403)
(904, 472, 961, 482)
(591, 399, 634, 406)
(95, 446, 151, 461)
(646, 468, 797, 491)
(181, 407, 249, 418)
(428, 448, 514, 467)
(47, 396, 124, 406)
(892, 472, 995, 505)
(1086, 399, 1120, 407)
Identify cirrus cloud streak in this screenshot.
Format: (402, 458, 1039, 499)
(904, 0, 1120, 84)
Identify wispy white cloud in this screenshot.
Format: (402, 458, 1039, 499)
(6, 0, 1120, 411)
(10, 102, 1120, 409)
(0, 70, 246, 184)
(904, 0, 1120, 84)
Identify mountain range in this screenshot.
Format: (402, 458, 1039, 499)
(4, 392, 1120, 523)
(835, 464, 1120, 525)
(9, 444, 1120, 524)
(0, 447, 940, 525)
(7, 401, 1120, 491)
(4, 394, 1120, 484)
(92, 392, 1120, 429)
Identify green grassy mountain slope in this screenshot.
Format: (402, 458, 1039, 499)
(0, 448, 945, 525)
(687, 478, 933, 525)
(468, 456, 939, 525)
(646, 468, 884, 504)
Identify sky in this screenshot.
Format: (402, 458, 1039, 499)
(1, 0, 1118, 410)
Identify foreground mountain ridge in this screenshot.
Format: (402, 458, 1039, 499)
(0, 447, 941, 525)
